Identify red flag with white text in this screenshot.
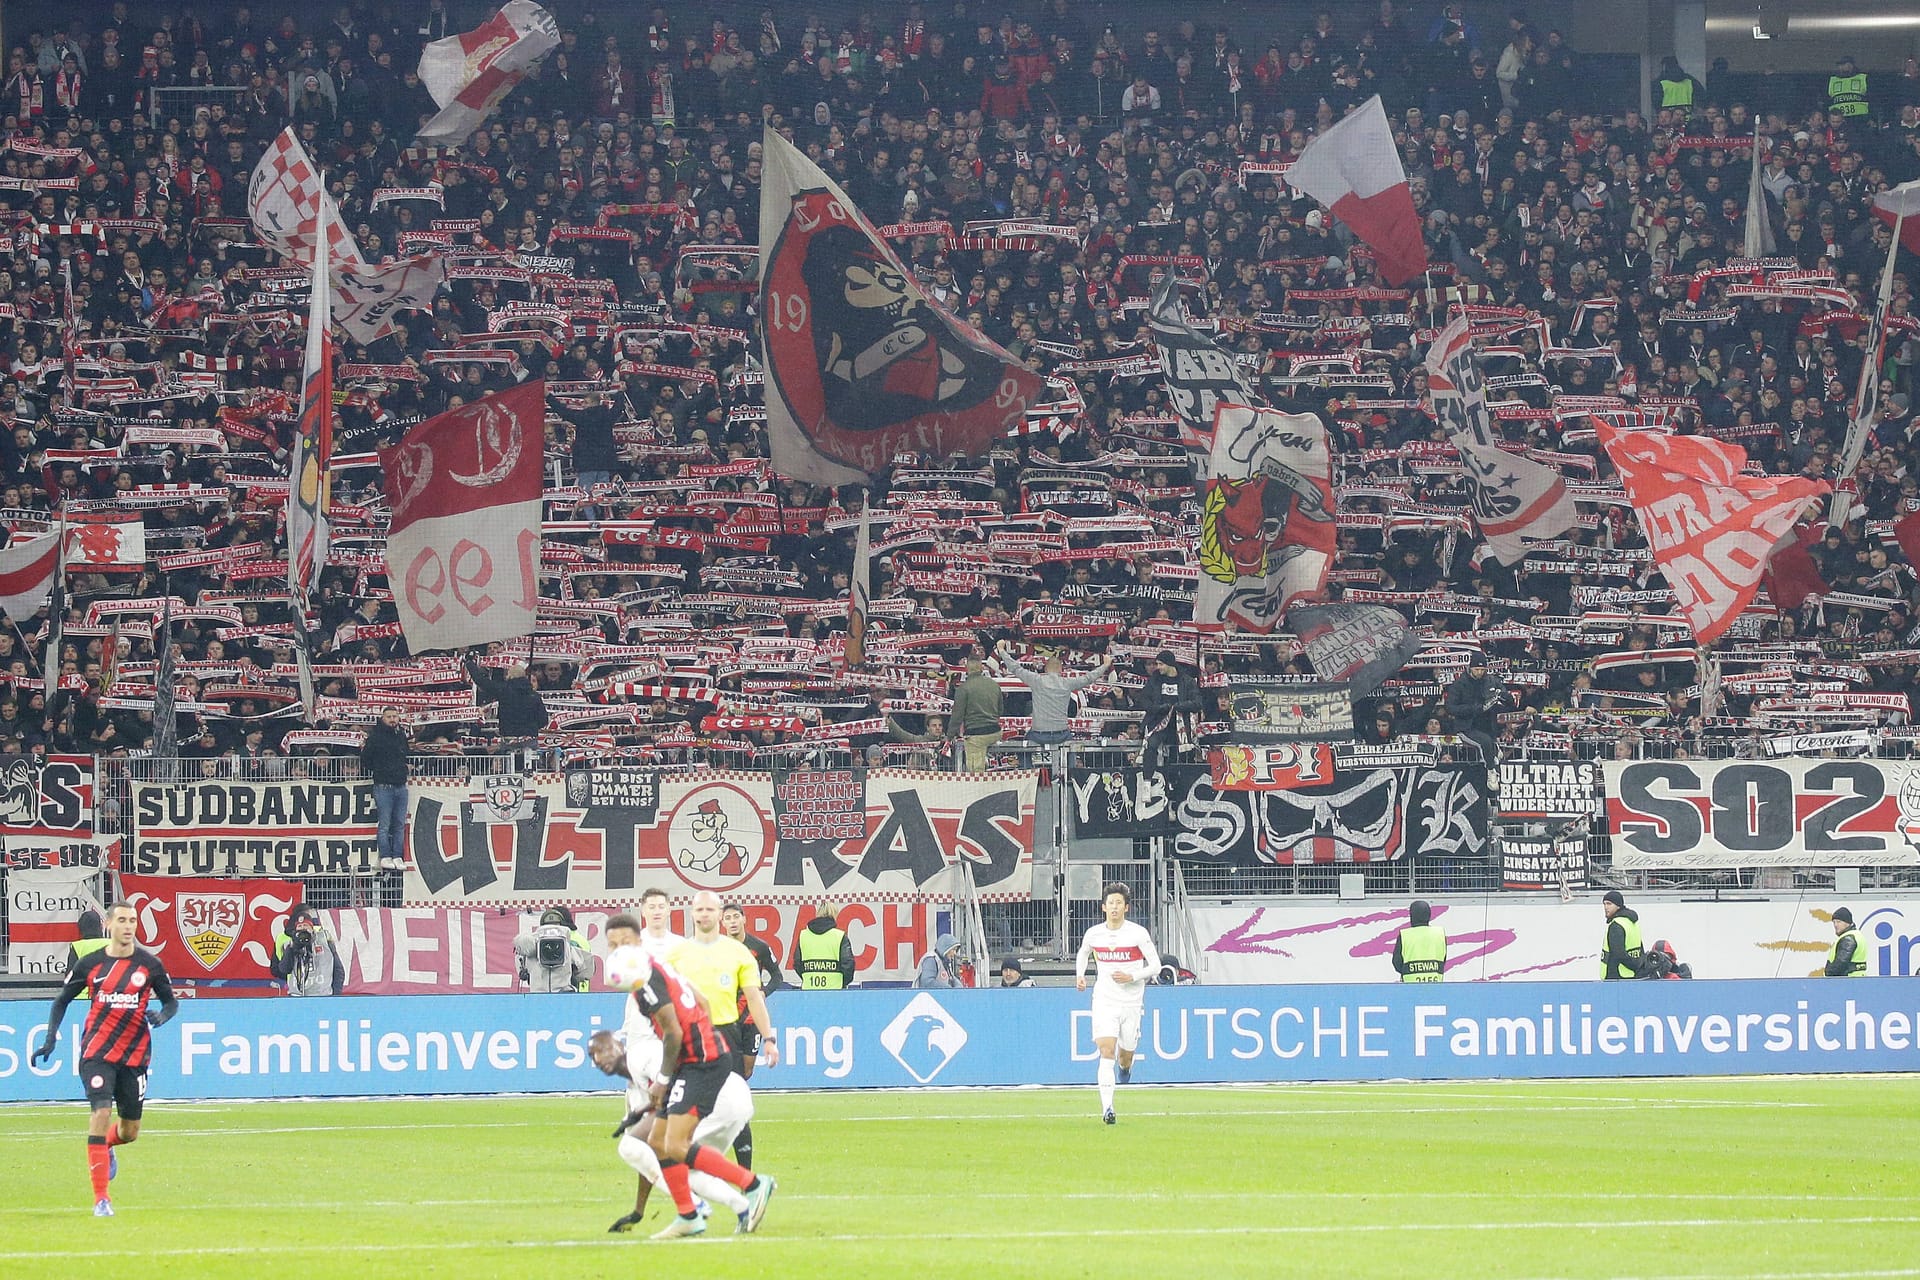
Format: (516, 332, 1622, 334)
(379, 380, 546, 652)
(1599, 424, 1828, 644)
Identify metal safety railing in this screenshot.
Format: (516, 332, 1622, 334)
(147, 85, 251, 123)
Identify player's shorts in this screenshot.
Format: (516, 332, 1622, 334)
(663, 1058, 731, 1120)
(79, 1058, 147, 1120)
(1090, 999, 1143, 1051)
(723, 1020, 760, 1077)
(692, 1072, 754, 1153)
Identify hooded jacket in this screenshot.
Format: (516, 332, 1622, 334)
(914, 932, 963, 988)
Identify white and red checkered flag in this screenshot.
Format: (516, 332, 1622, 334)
(247, 128, 366, 273)
(333, 254, 449, 345)
(415, 1, 560, 146)
(63, 513, 146, 569)
(379, 381, 545, 652)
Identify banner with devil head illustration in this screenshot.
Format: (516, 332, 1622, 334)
(1196, 403, 1336, 633)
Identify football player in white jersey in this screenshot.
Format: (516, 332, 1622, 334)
(1075, 882, 1161, 1124)
(607, 894, 685, 1082)
(600, 896, 689, 1225)
(590, 1029, 756, 1233)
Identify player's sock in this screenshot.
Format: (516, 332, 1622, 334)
(688, 1143, 755, 1190)
(658, 1160, 699, 1216)
(689, 1170, 750, 1216)
(105, 1124, 125, 1149)
(732, 1122, 754, 1171)
(618, 1134, 664, 1185)
(87, 1136, 110, 1200)
(1097, 1057, 1116, 1112)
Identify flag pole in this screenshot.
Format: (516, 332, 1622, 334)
(1831, 198, 1905, 527)
(42, 502, 67, 700)
(847, 488, 871, 669)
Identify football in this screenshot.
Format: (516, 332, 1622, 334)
(603, 945, 652, 991)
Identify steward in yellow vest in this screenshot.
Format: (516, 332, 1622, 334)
(1602, 890, 1644, 979)
(1825, 907, 1868, 976)
(1828, 57, 1868, 120)
(1392, 900, 1448, 983)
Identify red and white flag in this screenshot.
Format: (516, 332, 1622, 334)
(246, 128, 365, 273)
(1286, 96, 1430, 287)
(415, 0, 560, 145)
(63, 513, 146, 569)
(380, 381, 546, 652)
(1426, 315, 1576, 562)
(1599, 424, 1828, 644)
(0, 535, 59, 618)
(289, 245, 334, 611)
(333, 254, 448, 345)
(1870, 178, 1920, 258)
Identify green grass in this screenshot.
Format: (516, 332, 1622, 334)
(4, 1079, 1919, 1280)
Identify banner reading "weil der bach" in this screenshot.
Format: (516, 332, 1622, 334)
(3, 981, 1917, 1100)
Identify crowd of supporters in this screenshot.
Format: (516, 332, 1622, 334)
(3, 0, 1919, 777)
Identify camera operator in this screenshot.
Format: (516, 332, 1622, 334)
(271, 905, 344, 997)
(515, 907, 590, 993)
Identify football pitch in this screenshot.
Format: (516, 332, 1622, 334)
(4, 1077, 1919, 1280)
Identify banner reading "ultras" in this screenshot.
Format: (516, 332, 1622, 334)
(129, 782, 380, 876)
(403, 768, 1038, 906)
(1602, 758, 1920, 870)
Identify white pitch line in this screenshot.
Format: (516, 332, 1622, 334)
(0, 1098, 1789, 1140)
(5, 1214, 1919, 1260)
(0, 1190, 1908, 1216)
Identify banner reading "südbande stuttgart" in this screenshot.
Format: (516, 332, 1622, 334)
(3, 981, 1918, 1101)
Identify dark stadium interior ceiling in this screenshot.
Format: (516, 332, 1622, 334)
(1, 1, 1915, 88)
(1704, 0, 1920, 69)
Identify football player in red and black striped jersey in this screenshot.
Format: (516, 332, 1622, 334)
(32, 901, 178, 1218)
(625, 951, 776, 1240)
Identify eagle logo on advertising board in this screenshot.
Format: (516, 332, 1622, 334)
(178, 893, 244, 971)
(666, 785, 770, 891)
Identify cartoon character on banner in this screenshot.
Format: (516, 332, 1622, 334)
(680, 798, 749, 876)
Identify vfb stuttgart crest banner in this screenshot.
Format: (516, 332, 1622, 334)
(120, 875, 302, 982)
(758, 128, 1041, 485)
